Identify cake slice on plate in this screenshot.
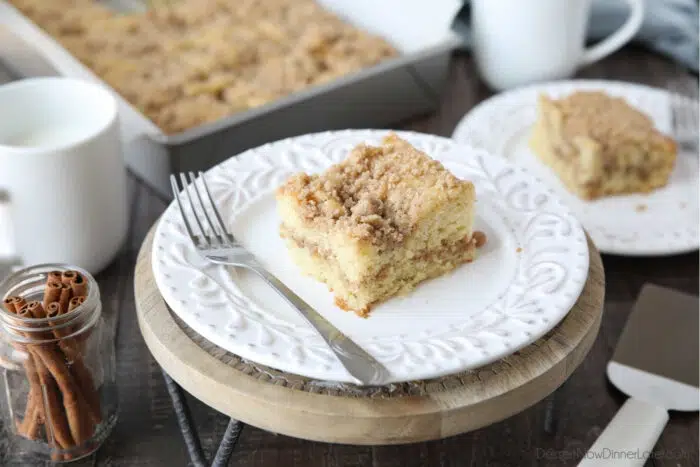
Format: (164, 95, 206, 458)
(530, 91, 677, 200)
(276, 133, 483, 317)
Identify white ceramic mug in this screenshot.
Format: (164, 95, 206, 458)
(0, 77, 128, 274)
(472, 0, 645, 90)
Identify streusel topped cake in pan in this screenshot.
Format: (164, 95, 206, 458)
(8, 0, 398, 134)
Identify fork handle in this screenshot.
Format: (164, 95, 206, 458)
(251, 266, 390, 386)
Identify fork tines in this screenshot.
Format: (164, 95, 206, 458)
(170, 172, 233, 248)
(668, 77, 699, 148)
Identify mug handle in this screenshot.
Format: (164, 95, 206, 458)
(579, 0, 645, 67)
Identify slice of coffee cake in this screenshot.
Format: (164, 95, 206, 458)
(530, 91, 676, 200)
(276, 133, 482, 317)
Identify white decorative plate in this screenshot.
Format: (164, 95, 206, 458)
(452, 80, 699, 256)
(151, 130, 588, 383)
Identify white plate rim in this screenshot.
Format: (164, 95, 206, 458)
(452, 79, 699, 257)
(151, 129, 589, 383)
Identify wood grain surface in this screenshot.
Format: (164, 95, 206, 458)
(1, 48, 698, 466)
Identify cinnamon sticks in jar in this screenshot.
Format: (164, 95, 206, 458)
(2, 270, 102, 460)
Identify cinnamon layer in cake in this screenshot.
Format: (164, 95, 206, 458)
(280, 228, 478, 317)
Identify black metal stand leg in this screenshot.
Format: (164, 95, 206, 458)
(211, 419, 245, 467)
(162, 369, 245, 467)
(163, 370, 208, 467)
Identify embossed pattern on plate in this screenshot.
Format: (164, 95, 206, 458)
(151, 130, 588, 383)
(452, 80, 699, 256)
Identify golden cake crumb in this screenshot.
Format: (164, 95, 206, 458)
(472, 231, 488, 248)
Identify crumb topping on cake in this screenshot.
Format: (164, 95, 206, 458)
(277, 133, 473, 244)
(550, 91, 668, 154)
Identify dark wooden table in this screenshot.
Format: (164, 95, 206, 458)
(1, 48, 698, 466)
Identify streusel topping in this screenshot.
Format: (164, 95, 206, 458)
(277, 134, 473, 244)
(552, 91, 670, 154)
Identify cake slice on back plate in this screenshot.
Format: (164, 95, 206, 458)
(276, 133, 484, 317)
(530, 91, 677, 200)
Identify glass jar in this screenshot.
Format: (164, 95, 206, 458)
(0, 264, 118, 462)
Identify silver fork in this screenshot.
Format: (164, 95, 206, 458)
(668, 77, 699, 152)
(170, 172, 390, 386)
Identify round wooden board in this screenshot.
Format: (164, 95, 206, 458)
(135, 225, 605, 445)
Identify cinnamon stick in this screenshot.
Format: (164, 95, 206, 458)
(68, 296, 91, 359)
(58, 284, 72, 315)
(46, 303, 77, 358)
(46, 302, 101, 426)
(17, 302, 76, 461)
(23, 302, 49, 333)
(3, 297, 16, 313)
(39, 365, 74, 450)
(15, 353, 43, 439)
(25, 302, 92, 446)
(43, 281, 63, 310)
(11, 296, 26, 313)
(68, 296, 85, 313)
(44, 302, 61, 319)
(47, 271, 63, 286)
(3, 298, 44, 440)
(61, 271, 77, 286)
(16, 307, 68, 447)
(69, 273, 87, 297)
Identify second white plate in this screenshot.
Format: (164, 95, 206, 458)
(453, 80, 699, 256)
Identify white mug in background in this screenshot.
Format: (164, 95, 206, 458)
(0, 77, 128, 274)
(471, 0, 645, 90)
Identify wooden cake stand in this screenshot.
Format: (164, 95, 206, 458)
(135, 226, 605, 446)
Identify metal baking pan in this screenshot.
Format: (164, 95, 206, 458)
(0, 0, 462, 198)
